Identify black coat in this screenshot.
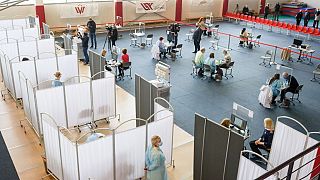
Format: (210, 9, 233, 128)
(296, 12, 303, 20)
(87, 20, 96, 33)
(81, 35, 89, 48)
(288, 75, 299, 90)
(275, 4, 280, 12)
(304, 12, 311, 20)
(192, 28, 202, 42)
(242, 7, 249, 14)
(265, 6, 270, 14)
(110, 28, 118, 41)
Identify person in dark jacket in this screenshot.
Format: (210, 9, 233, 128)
(110, 25, 118, 47)
(250, 118, 274, 159)
(87, 18, 97, 49)
(304, 10, 311, 27)
(313, 8, 320, 29)
(81, 32, 90, 65)
(278, 72, 299, 103)
(296, 10, 303, 26)
(192, 27, 202, 53)
(274, 2, 281, 21)
(242, 5, 249, 15)
(264, 4, 270, 19)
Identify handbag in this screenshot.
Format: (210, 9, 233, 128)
(101, 36, 108, 57)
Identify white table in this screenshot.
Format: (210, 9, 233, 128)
(133, 32, 145, 46)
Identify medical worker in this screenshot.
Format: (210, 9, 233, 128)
(145, 135, 168, 180)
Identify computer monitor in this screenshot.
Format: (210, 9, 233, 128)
(293, 39, 303, 47)
(230, 114, 247, 130)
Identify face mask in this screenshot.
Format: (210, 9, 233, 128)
(158, 142, 163, 146)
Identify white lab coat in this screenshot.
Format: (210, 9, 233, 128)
(258, 85, 273, 109)
(151, 44, 160, 60)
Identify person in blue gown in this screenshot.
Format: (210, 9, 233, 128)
(145, 135, 168, 180)
(269, 73, 282, 104)
(52, 71, 62, 87)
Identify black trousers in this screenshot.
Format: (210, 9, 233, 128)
(304, 19, 309, 27)
(273, 12, 280, 21)
(264, 13, 269, 19)
(296, 19, 301, 26)
(111, 39, 116, 47)
(280, 87, 296, 102)
(194, 40, 200, 52)
(249, 140, 267, 155)
(313, 20, 319, 28)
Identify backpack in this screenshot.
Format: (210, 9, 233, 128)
(282, 98, 290, 108)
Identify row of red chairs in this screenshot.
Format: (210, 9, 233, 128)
(224, 12, 320, 37)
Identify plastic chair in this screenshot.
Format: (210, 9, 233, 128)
(221, 61, 235, 79)
(310, 64, 320, 83)
(260, 50, 273, 67)
(272, 21, 278, 26)
(313, 29, 320, 36)
(191, 60, 200, 78)
(290, 25, 297, 31)
(277, 22, 283, 28)
(297, 26, 304, 32)
(289, 85, 303, 105)
(119, 62, 132, 80)
(129, 33, 138, 47)
(302, 27, 309, 34)
(253, 35, 262, 47)
(172, 44, 183, 58)
(307, 28, 315, 34)
(145, 34, 153, 46)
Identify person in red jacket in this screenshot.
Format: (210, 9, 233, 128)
(118, 48, 130, 78)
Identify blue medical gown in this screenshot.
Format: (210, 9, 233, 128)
(271, 79, 282, 97)
(145, 145, 168, 180)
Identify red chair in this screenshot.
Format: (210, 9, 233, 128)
(268, 20, 274, 26)
(236, 13, 241, 18)
(255, 17, 261, 23)
(307, 27, 315, 34)
(272, 21, 278, 27)
(243, 15, 248, 21)
(277, 22, 283, 28)
(302, 27, 309, 34)
(290, 24, 297, 31)
(239, 14, 244, 20)
(313, 29, 320, 36)
(247, 16, 252, 22)
(297, 26, 304, 32)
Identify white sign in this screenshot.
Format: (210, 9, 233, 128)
(136, 0, 166, 13)
(60, 3, 99, 18)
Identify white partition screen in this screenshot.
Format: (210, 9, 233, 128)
(7, 29, 23, 42)
(37, 38, 55, 56)
(268, 121, 307, 179)
(13, 19, 28, 28)
(78, 136, 114, 180)
(115, 125, 146, 179)
(19, 73, 31, 122)
(28, 82, 39, 134)
(36, 57, 57, 83)
(237, 155, 277, 180)
(18, 40, 37, 58)
(11, 60, 36, 98)
(92, 72, 116, 120)
(42, 115, 63, 179)
(57, 54, 78, 82)
(148, 110, 174, 165)
(0, 20, 12, 29)
(60, 133, 78, 180)
(65, 82, 92, 127)
(23, 28, 39, 39)
(36, 87, 67, 127)
(298, 137, 319, 179)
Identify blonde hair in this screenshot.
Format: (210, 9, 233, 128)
(264, 118, 273, 130)
(151, 135, 161, 147)
(221, 118, 231, 128)
(54, 71, 62, 78)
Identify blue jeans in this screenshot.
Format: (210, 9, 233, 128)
(83, 47, 89, 64)
(89, 32, 97, 48)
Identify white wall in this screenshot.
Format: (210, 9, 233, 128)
(0, 5, 35, 20)
(44, 2, 114, 28)
(298, 0, 320, 8)
(123, 0, 176, 22)
(182, 0, 223, 20)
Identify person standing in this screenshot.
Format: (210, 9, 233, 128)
(296, 10, 303, 26)
(304, 10, 311, 27)
(313, 8, 320, 29)
(81, 32, 90, 65)
(145, 135, 168, 180)
(264, 4, 270, 19)
(192, 27, 202, 53)
(87, 18, 97, 49)
(274, 2, 281, 21)
(242, 5, 249, 15)
(110, 25, 118, 47)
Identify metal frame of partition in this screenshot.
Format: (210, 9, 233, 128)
(19, 71, 116, 138)
(40, 100, 174, 180)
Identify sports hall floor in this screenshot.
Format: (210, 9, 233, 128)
(92, 21, 320, 139)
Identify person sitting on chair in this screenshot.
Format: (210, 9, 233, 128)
(249, 118, 274, 160)
(204, 52, 216, 78)
(52, 71, 62, 87)
(118, 48, 130, 78)
(239, 28, 249, 46)
(156, 37, 167, 59)
(195, 48, 206, 76)
(278, 72, 299, 103)
(219, 50, 232, 69)
(269, 73, 282, 105)
(242, 5, 250, 15)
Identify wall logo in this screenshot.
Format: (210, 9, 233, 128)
(75, 4, 85, 15)
(140, 3, 153, 11)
